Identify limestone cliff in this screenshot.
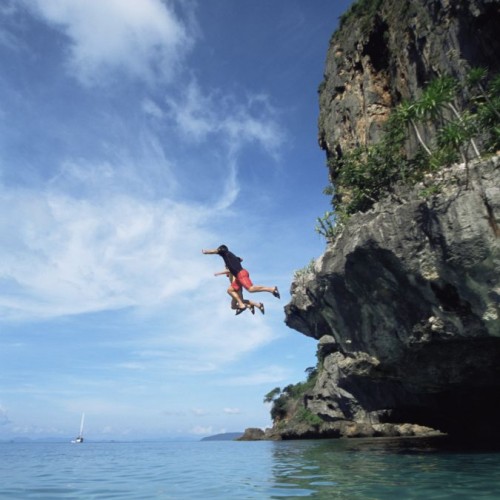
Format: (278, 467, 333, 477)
(319, 0, 500, 176)
(279, 0, 500, 441)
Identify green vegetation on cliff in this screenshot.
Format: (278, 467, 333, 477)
(264, 367, 322, 429)
(316, 70, 500, 242)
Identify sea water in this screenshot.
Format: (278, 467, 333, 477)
(1, 437, 500, 499)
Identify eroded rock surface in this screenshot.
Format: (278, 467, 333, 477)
(285, 156, 500, 438)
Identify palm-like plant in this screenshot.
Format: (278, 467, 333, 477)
(315, 210, 338, 241)
(417, 76, 480, 158)
(437, 121, 468, 163)
(393, 100, 432, 155)
(415, 77, 456, 123)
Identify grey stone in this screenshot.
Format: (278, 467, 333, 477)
(285, 157, 500, 439)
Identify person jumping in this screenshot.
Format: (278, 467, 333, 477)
(202, 244, 280, 314)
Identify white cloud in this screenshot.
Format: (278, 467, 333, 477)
(163, 79, 285, 210)
(165, 306, 282, 368)
(165, 81, 218, 141)
(166, 80, 284, 156)
(0, 150, 281, 368)
(0, 181, 212, 320)
(0, 164, 281, 373)
(117, 362, 147, 371)
(142, 98, 165, 119)
(223, 408, 241, 415)
(125, 304, 281, 375)
(25, 0, 194, 85)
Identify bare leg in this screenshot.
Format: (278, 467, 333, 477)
(230, 288, 244, 310)
(246, 285, 280, 298)
(227, 286, 247, 309)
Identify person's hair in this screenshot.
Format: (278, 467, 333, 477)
(217, 244, 228, 253)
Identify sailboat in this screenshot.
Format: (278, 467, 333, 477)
(71, 413, 85, 443)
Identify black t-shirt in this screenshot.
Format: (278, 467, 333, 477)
(218, 249, 243, 276)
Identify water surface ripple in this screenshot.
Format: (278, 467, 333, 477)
(1, 437, 499, 498)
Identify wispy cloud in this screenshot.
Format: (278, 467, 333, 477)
(223, 408, 241, 415)
(24, 0, 194, 85)
(120, 302, 282, 376)
(165, 80, 284, 156)
(0, 0, 288, 325)
(163, 79, 285, 209)
(0, 181, 212, 320)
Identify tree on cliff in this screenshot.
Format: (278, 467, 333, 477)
(264, 368, 319, 425)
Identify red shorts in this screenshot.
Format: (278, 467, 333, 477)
(231, 269, 253, 292)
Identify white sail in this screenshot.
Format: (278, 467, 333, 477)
(71, 413, 85, 443)
(79, 413, 85, 437)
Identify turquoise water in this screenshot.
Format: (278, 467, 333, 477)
(1, 437, 500, 498)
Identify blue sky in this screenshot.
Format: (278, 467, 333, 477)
(0, 0, 353, 440)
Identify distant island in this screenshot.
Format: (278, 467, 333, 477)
(201, 432, 243, 441)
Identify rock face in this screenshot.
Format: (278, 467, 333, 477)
(286, 156, 500, 438)
(237, 428, 266, 441)
(319, 0, 500, 178)
(281, 0, 500, 440)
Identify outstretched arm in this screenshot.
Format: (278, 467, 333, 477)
(214, 269, 230, 277)
(202, 248, 219, 255)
